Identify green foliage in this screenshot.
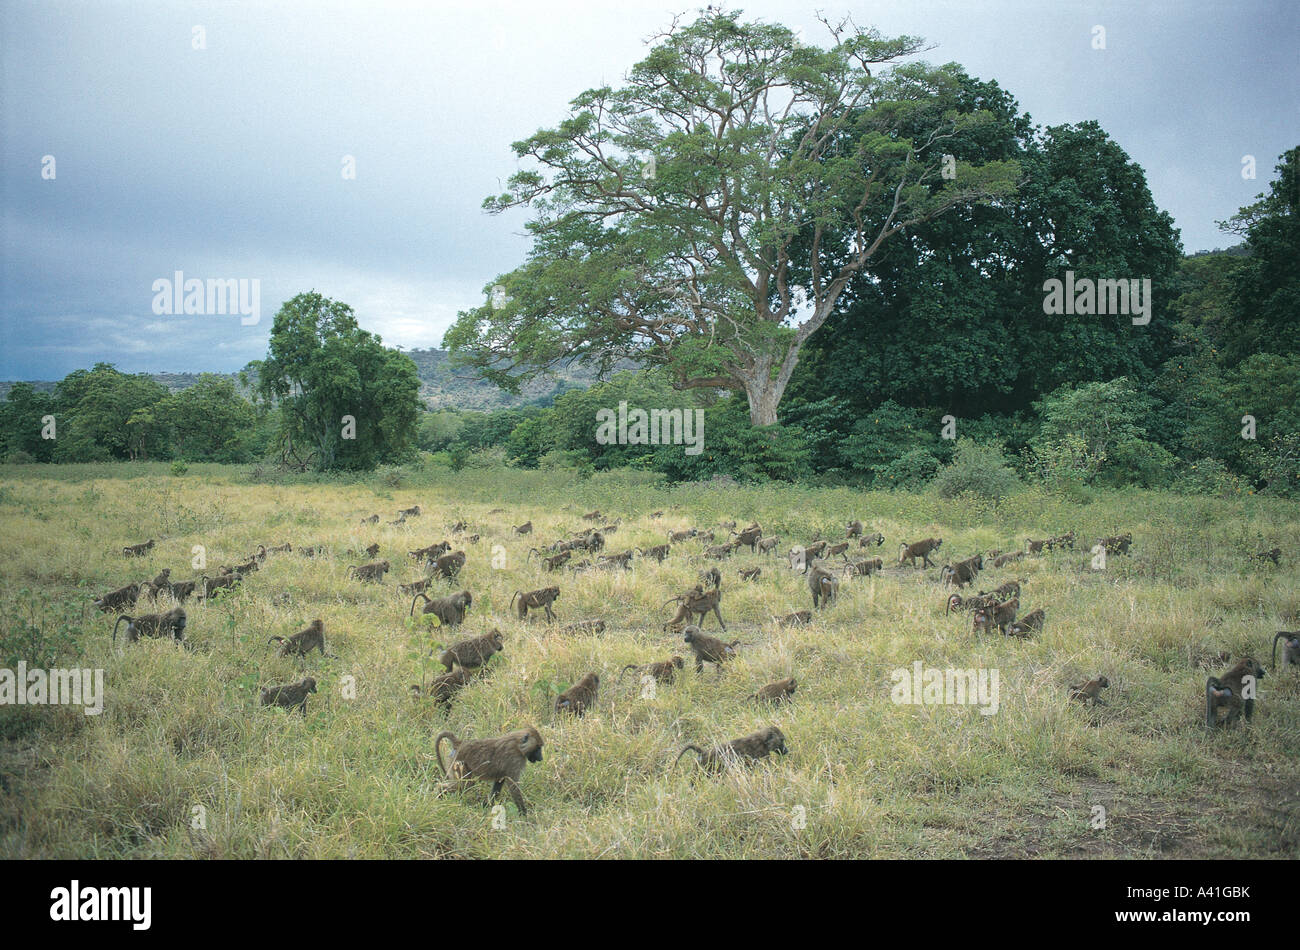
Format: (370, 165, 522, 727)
(170, 460, 189, 476)
(1175, 458, 1246, 498)
(874, 448, 941, 489)
(839, 401, 941, 483)
(931, 439, 1020, 500)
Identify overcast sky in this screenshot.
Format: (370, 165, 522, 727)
(2, 0, 1295, 380)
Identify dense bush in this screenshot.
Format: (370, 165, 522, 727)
(932, 439, 1021, 500)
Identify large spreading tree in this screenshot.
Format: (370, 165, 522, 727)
(445, 8, 1020, 425)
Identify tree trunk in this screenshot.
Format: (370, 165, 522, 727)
(742, 353, 787, 427)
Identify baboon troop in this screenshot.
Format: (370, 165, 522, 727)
(674, 726, 789, 772)
(437, 629, 505, 671)
(260, 677, 318, 715)
(113, 607, 187, 644)
(554, 673, 599, 717)
(434, 726, 544, 815)
(511, 586, 560, 622)
(1205, 658, 1266, 727)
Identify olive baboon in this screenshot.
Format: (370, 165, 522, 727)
(113, 607, 187, 644)
(511, 586, 560, 622)
(434, 726, 544, 815)
(437, 629, 504, 671)
(674, 726, 789, 772)
(260, 677, 318, 715)
(1206, 658, 1266, 727)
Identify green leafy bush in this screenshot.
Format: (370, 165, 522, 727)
(931, 439, 1021, 500)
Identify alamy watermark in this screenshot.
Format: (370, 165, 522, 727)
(151, 271, 260, 325)
(890, 661, 1000, 715)
(0, 663, 104, 716)
(1042, 270, 1151, 325)
(595, 401, 704, 456)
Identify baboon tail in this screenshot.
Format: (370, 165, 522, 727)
(433, 732, 457, 779)
(673, 746, 704, 770)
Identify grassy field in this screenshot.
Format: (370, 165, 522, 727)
(1, 462, 1297, 859)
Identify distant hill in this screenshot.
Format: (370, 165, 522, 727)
(1, 349, 608, 409)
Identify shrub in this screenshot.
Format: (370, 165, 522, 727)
(931, 439, 1020, 500)
(170, 460, 189, 476)
(874, 448, 941, 489)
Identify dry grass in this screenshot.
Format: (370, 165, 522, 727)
(0, 462, 1297, 858)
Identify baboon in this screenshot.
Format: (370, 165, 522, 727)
(808, 565, 839, 609)
(488, 507, 506, 514)
(250, 544, 269, 563)
(430, 550, 467, 580)
(123, 539, 156, 558)
(649, 510, 664, 518)
(1206, 658, 1266, 727)
(1006, 608, 1045, 638)
(668, 528, 697, 543)
(637, 543, 671, 563)
(582, 510, 602, 521)
(620, 656, 684, 685)
(991, 552, 1024, 568)
(598, 550, 635, 570)
(201, 572, 241, 600)
(220, 557, 260, 577)
(260, 677, 317, 715)
(846, 520, 864, 538)
(803, 540, 828, 561)
(981, 580, 1023, 601)
(411, 590, 473, 627)
(663, 586, 725, 631)
(941, 554, 983, 589)
(1271, 631, 1300, 669)
(582, 531, 606, 553)
(398, 505, 422, 518)
(859, 532, 885, 548)
(354, 542, 381, 559)
(699, 566, 722, 590)
(113, 607, 187, 644)
(704, 543, 735, 560)
(777, 610, 813, 627)
(511, 586, 560, 622)
(434, 726, 544, 815)
(388, 514, 408, 526)
(946, 592, 995, 615)
(973, 597, 1018, 635)
(754, 677, 797, 704)
(398, 577, 434, 596)
(437, 629, 504, 671)
(756, 536, 781, 555)
(1069, 676, 1110, 706)
(559, 619, 606, 636)
(360, 514, 380, 525)
(718, 520, 737, 533)
(733, 525, 763, 552)
(696, 530, 716, 545)
(1026, 538, 1048, 555)
(554, 673, 599, 717)
(298, 544, 326, 557)
(674, 726, 789, 772)
(844, 557, 883, 578)
(899, 538, 942, 568)
(450, 520, 468, 533)
(683, 625, 740, 673)
(1046, 531, 1076, 550)
(411, 667, 472, 707)
(266, 542, 293, 554)
(532, 550, 571, 572)
(268, 619, 329, 658)
(466, 534, 481, 544)
(825, 541, 850, 560)
(94, 583, 141, 613)
(1098, 533, 1133, 555)
(166, 579, 197, 603)
(738, 567, 762, 581)
(148, 568, 172, 589)
(410, 541, 452, 563)
(600, 523, 620, 535)
(1255, 548, 1282, 565)
(348, 560, 391, 582)
(512, 521, 533, 535)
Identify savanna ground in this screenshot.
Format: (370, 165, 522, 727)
(0, 463, 1297, 859)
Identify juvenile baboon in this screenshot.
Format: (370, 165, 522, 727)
(982, 579, 1022, 601)
(437, 629, 504, 671)
(846, 520, 864, 538)
(1006, 608, 1045, 638)
(1254, 548, 1282, 565)
(512, 521, 534, 535)
(738, 567, 762, 582)
(434, 726, 544, 815)
(260, 677, 318, 715)
(946, 592, 995, 615)
(754, 677, 797, 704)
(733, 525, 763, 552)
(825, 541, 850, 560)
(267, 542, 293, 554)
(1046, 530, 1076, 550)
(696, 530, 716, 545)
(649, 510, 664, 518)
(582, 510, 603, 521)
(166, 579, 197, 603)
(704, 543, 735, 560)
(674, 726, 789, 772)
(409, 541, 451, 563)
(941, 554, 983, 589)
(663, 586, 725, 631)
(776, 610, 813, 627)
(220, 557, 260, 577)
(973, 597, 1018, 635)
(718, 520, 738, 533)
(201, 572, 241, 600)
(348, 560, 391, 583)
(1069, 676, 1110, 706)
(388, 515, 408, 526)
(1026, 538, 1048, 555)
(756, 536, 780, 555)
(860, 532, 885, 548)
(351, 542, 380, 559)
(559, 619, 606, 636)
(899, 538, 942, 568)
(298, 544, 326, 557)
(554, 673, 599, 717)
(122, 539, 156, 558)
(113, 607, 187, 644)
(533, 550, 571, 572)
(94, 583, 141, 613)
(620, 656, 684, 685)
(511, 586, 560, 622)
(398, 577, 434, 597)
(430, 550, 467, 580)
(450, 519, 469, 533)
(668, 528, 697, 543)
(148, 568, 171, 590)
(683, 625, 740, 673)
(465, 534, 481, 544)
(411, 590, 473, 627)
(1206, 658, 1266, 727)
(844, 557, 883, 578)
(268, 619, 330, 658)
(1098, 533, 1133, 555)
(808, 565, 839, 609)
(637, 543, 671, 563)
(398, 505, 422, 518)
(600, 523, 620, 535)
(1271, 631, 1300, 669)
(598, 550, 635, 570)
(699, 566, 722, 590)
(412, 667, 472, 708)
(803, 540, 829, 562)
(991, 552, 1024, 568)
(360, 514, 380, 525)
